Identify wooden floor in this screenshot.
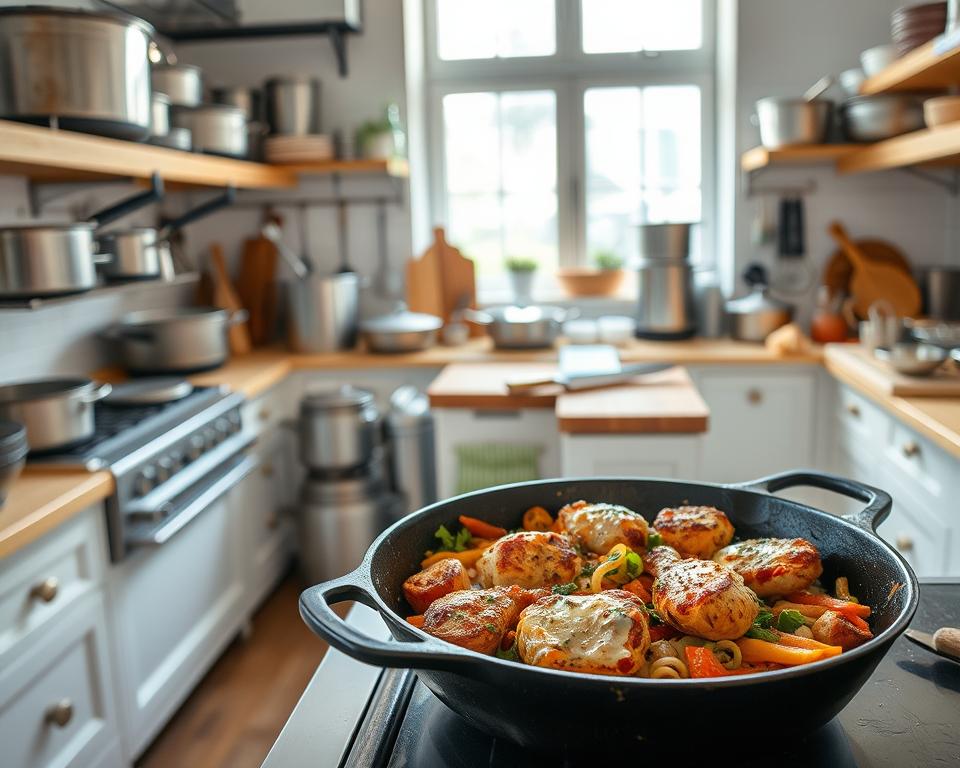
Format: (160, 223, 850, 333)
(137, 575, 330, 768)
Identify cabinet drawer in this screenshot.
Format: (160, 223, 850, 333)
(876, 489, 948, 578)
(835, 386, 888, 449)
(0, 507, 104, 661)
(242, 378, 297, 437)
(884, 422, 953, 514)
(0, 592, 118, 768)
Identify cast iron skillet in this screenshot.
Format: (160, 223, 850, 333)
(300, 471, 918, 754)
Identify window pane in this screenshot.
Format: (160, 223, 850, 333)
(442, 90, 557, 277)
(584, 85, 701, 264)
(437, 0, 555, 61)
(581, 0, 702, 53)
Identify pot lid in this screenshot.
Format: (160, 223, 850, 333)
(361, 310, 443, 334)
(0, 377, 93, 404)
(725, 285, 793, 315)
(484, 305, 566, 324)
(105, 379, 193, 406)
(302, 385, 375, 411)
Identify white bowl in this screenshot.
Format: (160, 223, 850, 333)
(860, 44, 898, 77)
(597, 315, 636, 345)
(563, 318, 598, 344)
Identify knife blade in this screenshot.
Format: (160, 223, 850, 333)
(506, 362, 673, 394)
(905, 627, 960, 663)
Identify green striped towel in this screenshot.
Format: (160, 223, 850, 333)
(455, 443, 543, 495)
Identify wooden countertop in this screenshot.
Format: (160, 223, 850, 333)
(0, 468, 114, 560)
(824, 344, 960, 460)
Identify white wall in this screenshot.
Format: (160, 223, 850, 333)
(727, 0, 960, 324)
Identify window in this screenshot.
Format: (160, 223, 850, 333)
(426, 0, 714, 290)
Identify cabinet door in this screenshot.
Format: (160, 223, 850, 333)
(0, 592, 119, 768)
(561, 434, 700, 479)
(695, 369, 816, 484)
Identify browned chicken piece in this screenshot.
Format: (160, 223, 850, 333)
(420, 585, 545, 654)
(648, 546, 759, 641)
(403, 558, 473, 614)
(516, 590, 651, 676)
(812, 610, 872, 650)
(476, 531, 582, 589)
(557, 500, 649, 555)
(653, 505, 734, 559)
(712, 538, 823, 598)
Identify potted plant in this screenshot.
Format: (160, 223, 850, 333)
(557, 250, 626, 297)
(505, 256, 537, 304)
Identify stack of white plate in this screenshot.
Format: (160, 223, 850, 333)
(265, 134, 334, 164)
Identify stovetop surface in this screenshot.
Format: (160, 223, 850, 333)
(351, 581, 960, 768)
(29, 385, 225, 469)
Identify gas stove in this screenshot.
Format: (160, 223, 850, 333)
(265, 579, 960, 768)
(31, 384, 252, 561)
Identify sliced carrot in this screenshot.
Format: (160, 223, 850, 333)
(622, 578, 652, 603)
(406, 614, 425, 627)
(458, 515, 507, 539)
(786, 591, 871, 618)
(774, 630, 843, 658)
(685, 645, 730, 678)
(420, 545, 490, 569)
(736, 637, 827, 666)
(522, 506, 554, 532)
(649, 624, 680, 642)
(845, 613, 872, 633)
(773, 600, 830, 619)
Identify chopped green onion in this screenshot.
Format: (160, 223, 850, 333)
(745, 626, 779, 642)
(754, 610, 775, 629)
(551, 582, 578, 596)
(432, 524, 473, 553)
(777, 609, 806, 634)
(625, 551, 642, 577)
(647, 532, 664, 548)
(496, 643, 520, 662)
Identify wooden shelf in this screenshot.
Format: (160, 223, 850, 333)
(0, 272, 199, 312)
(741, 144, 860, 172)
(837, 124, 960, 173)
(860, 37, 960, 95)
(283, 157, 410, 178)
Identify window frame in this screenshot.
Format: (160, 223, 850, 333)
(424, 0, 716, 293)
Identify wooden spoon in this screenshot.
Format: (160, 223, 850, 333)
(209, 243, 252, 355)
(828, 221, 921, 318)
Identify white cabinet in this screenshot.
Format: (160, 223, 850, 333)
(108, 490, 248, 759)
(691, 366, 817, 484)
(561, 434, 700, 478)
(0, 506, 121, 768)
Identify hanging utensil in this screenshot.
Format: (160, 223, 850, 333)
(261, 220, 310, 279)
(372, 198, 391, 299)
(333, 175, 353, 273)
(803, 75, 835, 102)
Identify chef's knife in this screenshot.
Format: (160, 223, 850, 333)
(507, 345, 673, 394)
(905, 627, 960, 663)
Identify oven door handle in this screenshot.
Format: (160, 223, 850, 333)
(126, 454, 259, 548)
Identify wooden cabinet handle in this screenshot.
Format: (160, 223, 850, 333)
(895, 535, 914, 552)
(746, 389, 763, 405)
(30, 576, 59, 603)
(901, 441, 920, 458)
(261, 463, 275, 478)
(45, 699, 73, 728)
(846, 403, 861, 417)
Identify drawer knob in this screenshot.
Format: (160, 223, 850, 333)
(846, 403, 861, 418)
(259, 408, 271, 421)
(261, 463, 275, 478)
(45, 699, 73, 728)
(266, 510, 281, 530)
(901, 441, 920, 458)
(895, 535, 914, 552)
(746, 389, 763, 405)
(30, 577, 59, 603)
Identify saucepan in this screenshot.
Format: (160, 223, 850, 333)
(0, 174, 164, 298)
(0, 378, 112, 452)
(300, 471, 917, 755)
(464, 305, 577, 349)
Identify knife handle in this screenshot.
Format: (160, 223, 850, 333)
(934, 627, 960, 660)
(506, 378, 558, 394)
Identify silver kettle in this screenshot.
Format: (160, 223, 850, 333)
(725, 264, 794, 343)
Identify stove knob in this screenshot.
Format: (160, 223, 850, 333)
(214, 418, 231, 439)
(168, 451, 184, 474)
(186, 434, 204, 461)
(202, 427, 218, 450)
(227, 411, 242, 433)
(155, 457, 173, 484)
(134, 466, 157, 497)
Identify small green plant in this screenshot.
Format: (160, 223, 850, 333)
(593, 250, 624, 270)
(505, 256, 538, 273)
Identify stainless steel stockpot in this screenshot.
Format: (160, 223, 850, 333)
(106, 306, 247, 374)
(151, 64, 203, 108)
(360, 309, 442, 353)
(754, 97, 832, 148)
(298, 387, 380, 472)
(171, 104, 248, 158)
(0, 378, 111, 452)
(637, 222, 694, 261)
(842, 95, 926, 141)
(265, 76, 322, 135)
(0, 7, 153, 140)
(287, 272, 360, 352)
(465, 305, 574, 349)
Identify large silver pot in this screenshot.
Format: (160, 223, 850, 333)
(0, 7, 153, 140)
(637, 222, 693, 261)
(726, 266, 794, 343)
(287, 273, 360, 352)
(636, 259, 696, 339)
(360, 309, 442, 353)
(464, 305, 572, 349)
(0, 378, 111, 452)
(754, 98, 832, 148)
(151, 64, 203, 108)
(171, 104, 248, 158)
(298, 387, 380, 472)
(842, 95, 926, 141)
(106, 306, 247, 374)
(265, 76, 322, 135)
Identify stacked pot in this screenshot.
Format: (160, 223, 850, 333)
(0, 421, 28, 507)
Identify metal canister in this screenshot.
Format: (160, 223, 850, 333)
(265, 76, 322, 135)
(297, 387, 380, 473)
(385, 386, 437, 514)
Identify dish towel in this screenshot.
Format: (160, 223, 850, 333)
(455, 443, 543, 495)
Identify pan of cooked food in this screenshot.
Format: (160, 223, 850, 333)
(299, 471, 917, 753)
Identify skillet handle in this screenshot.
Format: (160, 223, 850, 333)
(299, 569, 484, 672)
(730, 469, 892, 532)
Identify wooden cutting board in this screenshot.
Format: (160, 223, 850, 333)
(822, 239, 912, 301)
(824, 344, 960, 397)
(407, 227, 482, 337)
(556, 367, 710, 434)
(209, 243, 252, 355)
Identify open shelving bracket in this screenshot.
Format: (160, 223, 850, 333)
(742, 167, 818, 199)
(898, 166, 960, 196)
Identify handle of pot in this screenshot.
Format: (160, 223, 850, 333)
(89, 173, 165, 229)
(227, 309, 249, 326)
(299, 570, 484, 671)
(729, 469, 892, 532)
(79, 383, 112, 404)
(159, 186, 236, 240)
(462, 308, 493, 325)
(92, 253, 114, 265)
